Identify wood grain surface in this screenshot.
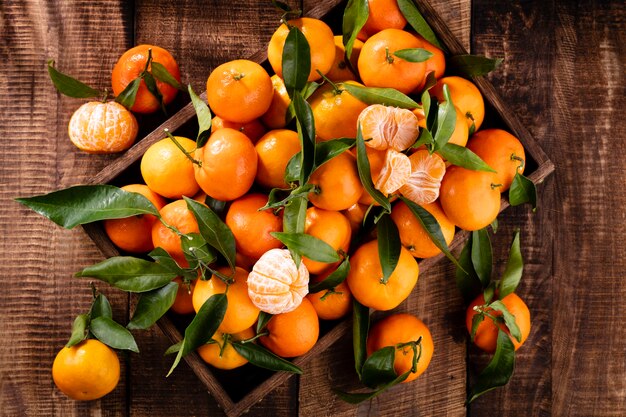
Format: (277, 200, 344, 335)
(1, 1, 624, 416)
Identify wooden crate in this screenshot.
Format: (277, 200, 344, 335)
(82, 0, 554, 415)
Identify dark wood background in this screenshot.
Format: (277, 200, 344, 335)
(1, 0, 624, 415)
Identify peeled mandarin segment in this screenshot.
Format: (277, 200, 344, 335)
(375, 149, 411, 195)
(358, 104, 393, 150)
(399, 149, 446, 205)
(247, 249, 310, 314)
(389, 107, 419, 151)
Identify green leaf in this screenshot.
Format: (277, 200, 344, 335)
(282, 26, 311, 98)
(334, 368, 411, 404)
(256, 312, 273, 334)
(467, 329, 516, 403)
(272, 0, 292, 13)
(448, 54, 503, 77)
(397, 0, 443, 49)
(471, 229, 492, 287)
(164, 341, 183, 355)
(499, 230, 523, 299)
(284, 154, 301, 184)
(76, 257, 177, 292)
(399, 197, 462, 269)
(455, 235, 482, 303)
(114, 77, 141, 110)
(148, 247, 193, 279)
(509, 173, 537, 210)
(282, 195, 308, 266)
(184, 197, 236, 271)
(181, 233, 217, 269)
(293, 92, 316, 184)
(394, 48, 433, 63)
(421, 85, 432, 121)
(470, 312, 485, 341)
(90, 316, 139, 353)
(353, 300, 370, 379)
(168, 293, 228, 376)
(151, 61, 184, 90)
(412, 126, 434, 149)
(90, 293, 112, 320)
(143, 72, 165, 113)
(16, 185, 159, 229)
(343, 83, 420, 109)
(342, 0, 369, 60)
(302, 81, 321, 99)
(188, 84, 212, 147)
(360, 346, 398, 389)
(489, 300, 522, 342)
(203, 195, 228, 217)
(490, 218, 499, 233)
(271, 232, 340, 263)
(432, 85, 457, 151)
(356, 125, 391, 211)
(47, 60, 104, 98)
(232, 342, 302, 374)
(376, 214, 401, 283)
(66, 314, 90, 347)
(127, 282, 178, 330)
(315, 138, 355, 168)
(483, 281, 496, 304)
(309, 258, 350, 293)
(438, 143, 496, 172)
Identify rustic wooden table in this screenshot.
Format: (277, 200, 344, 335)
(1, 0, 624, 416)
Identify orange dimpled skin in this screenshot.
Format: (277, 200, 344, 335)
(206, 59, 273, 124)
(466, 293, 531, 353)
(194, 128, 257, 201)
(309, 151, 363, 211)
(192, 267, 260, 334)
(431, 76, 485, 131)
(439, 166, 502, 231)
(104, 184, 166, 253)
(346, 240, 419, 311)
(268, 17, 335, 82)
(261, 75, 291, 129)
(225, 193, 284, 260)
(255, 129, 301, 189)
(362, 0, 407, 36)
(309, 81, 368, 142)
(197, 327, 254, 370)
(211, 115, 266, 143)
(366, 313, 434, 382)
(111, 44, 181, 114)
(307, 276, 352, 321)
(358, 29, 427, 94)
(259, 298, 319, 358)
(151, 199, 200, 266)
(466, 129, 526, 191)
(303, 207, 352, 275)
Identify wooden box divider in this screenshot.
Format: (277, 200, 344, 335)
(82, 0, 554, 415)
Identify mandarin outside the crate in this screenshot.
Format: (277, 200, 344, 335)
(170, 277, 195, 315)
(307, 274, 352, 321)
(140, 136, 200, 199)
(431, 76, 485, 131)
(366, 313, 434, 382)
(303, 207, 351, 275)
(111, 44, 181, 114)
(261, 75, 291, 129)
(211, 115, 266, 143)
(391, 200, 455, 259)
(268, 17, 335, 82)
(439, 166, 501, 231)
(255, 129, 301, 189)
(309, 81, 368, 142)
(68, 101, 138, 153)
(399, 149, 446, 205)
(308, 151, 363, 211)
(192, 267, 260, 334)
(197, 327, 255, 370)
(466, 293, 531, 353)
(361, 0, 407, 36)
(325, 36, 363, 82)
(375, 149, 412, 195)
(259, 297, 319, 358)
(52, 339, 120, 401)
(151, 199, 200, 266)
(104, 184, 166, 253)
(466, 129, 526, 191)
(358, 104, 420, 151)
(194, 128, 257, 201)
(347, 240, 419, 311)
(358, 29, 427, 94)
(225, 193, 283, 260)
(247, 249, 309, 315)
(206, 59, 273, 124)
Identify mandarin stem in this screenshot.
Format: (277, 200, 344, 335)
(239, 331, 269, 344)
(164, 129, 203, 166)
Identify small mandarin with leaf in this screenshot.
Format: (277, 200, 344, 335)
(197, 327, 255, 370)
(68, 101, 138, 153)
(306, 271, 352, 321)
(151, 199, 200, 266)
(303, 207, 351, 275)
(308, 150, 363, 211)
(104, 184, 166, 253)
(111, 44, 181, 114)
(366, 313, 434, 383)
(466, 293, 531, 353)
(247, 248, 309, 315)
(431, 76, 485, 132)
(52, 339, 120, 401)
